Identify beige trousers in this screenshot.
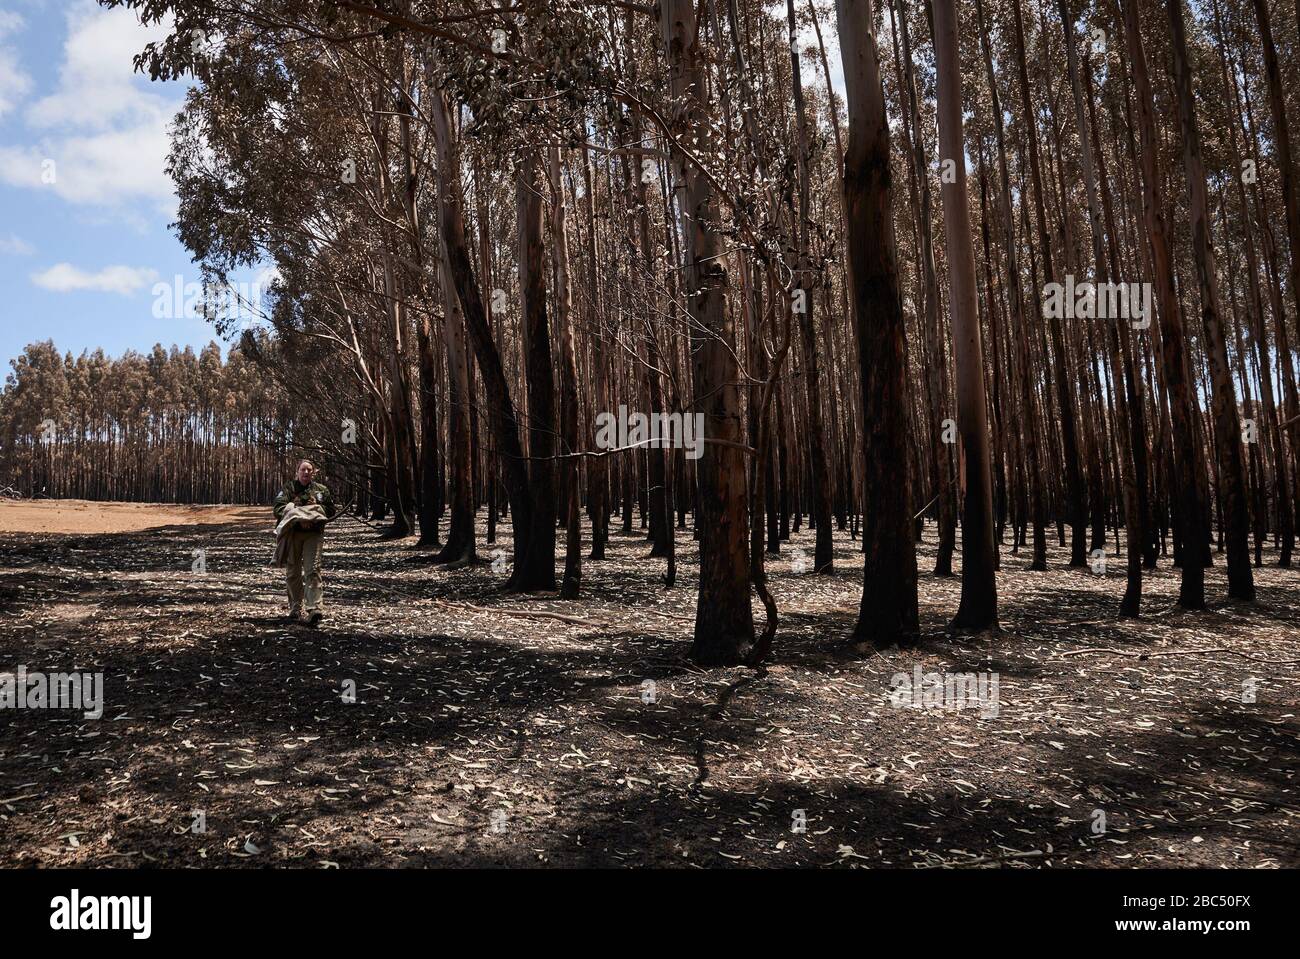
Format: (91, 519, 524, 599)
(284, 528, 325, 614)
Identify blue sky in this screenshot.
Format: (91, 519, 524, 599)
(0, 0, 252, 372)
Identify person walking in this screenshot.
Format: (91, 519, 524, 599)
(272, 459, 337, 625)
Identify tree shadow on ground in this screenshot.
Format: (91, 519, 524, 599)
(1, 511, 1295, 867)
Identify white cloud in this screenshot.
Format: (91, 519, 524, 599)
(0, 121, 173, 207)
(31, 262, 160, 295)
(0, 12, 32, 119)
(0, 233, 34, 255)
(27, 2, 172, 131)
(0, 51, 32, 118)
(0, 11, 25, 36)
(0, 0, 179, 210)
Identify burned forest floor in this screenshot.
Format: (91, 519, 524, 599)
(0, 500, 1297, 868)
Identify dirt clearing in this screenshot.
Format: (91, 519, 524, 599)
(0, 500, 263, 535)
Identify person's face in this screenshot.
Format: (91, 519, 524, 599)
(296, 462, 315, 484)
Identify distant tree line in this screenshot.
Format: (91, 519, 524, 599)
(0, 339, 294, 504)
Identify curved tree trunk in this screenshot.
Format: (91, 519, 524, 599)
(430, 89, 534, 588)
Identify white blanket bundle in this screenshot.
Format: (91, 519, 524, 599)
(274, 502, 330, 537)
(272, 503, 331, 567)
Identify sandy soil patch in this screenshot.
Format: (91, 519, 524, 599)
(0, 499, 264, 535)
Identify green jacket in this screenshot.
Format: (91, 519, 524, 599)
(273, 479, 338, 522)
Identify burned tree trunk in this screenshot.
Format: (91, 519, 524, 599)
(837, 0, 919, 647)
(660, 0, 754, 664)
(1166, 0, 1253, 601)
(934, 0, 999, 630)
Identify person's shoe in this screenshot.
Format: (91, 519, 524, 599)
(287, 609, 304, 623)
(306, 610, 324, 627)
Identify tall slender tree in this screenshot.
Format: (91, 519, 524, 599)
(836, 0, 919, 647)
(933, 0, 998, 630)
